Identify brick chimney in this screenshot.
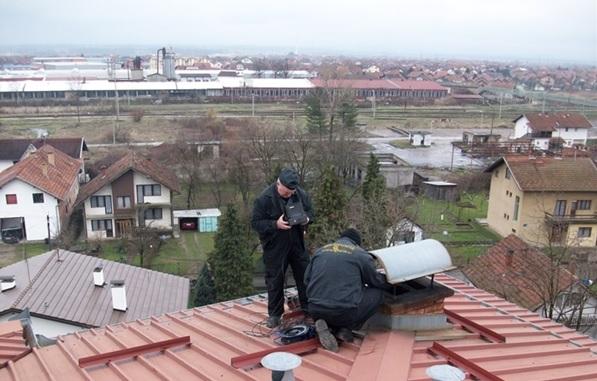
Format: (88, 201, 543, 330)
(47, 152, 55, 166)
(367, 240, 456, 331)
(373, 277, 454, 331)
(41, 162, 48, 177)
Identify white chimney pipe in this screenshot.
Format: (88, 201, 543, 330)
(261, 352, 301, 381)
(93, 266, 105, 287)
(110, 280, 127, 311)
(0, 276, 16, 292)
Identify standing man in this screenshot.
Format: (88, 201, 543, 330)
(251, 168, 314, 328)
(305, 228, 389, 352)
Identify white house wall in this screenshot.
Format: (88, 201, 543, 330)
(0, 160, 14, 172)
(553, 127, 588, 146)
(133, 173, 171, 204)
(133, 172, 173, 228)
(84, 184, 113, 218)
(513, 117, 530, 139)
(0, 313, 84, 338)
(0, 179, 60, 240)
(84, 184, 114, 240)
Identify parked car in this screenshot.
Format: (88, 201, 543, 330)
(1, 234, 19, 244)
(180, 220, 197, 231)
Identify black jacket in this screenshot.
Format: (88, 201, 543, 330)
(305, 237, 388, 309)
(251, 183, 314, 254)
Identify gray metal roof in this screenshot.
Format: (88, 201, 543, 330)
(0, 250, 189, 327)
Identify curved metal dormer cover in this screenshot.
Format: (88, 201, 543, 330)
(370, 239, 454, 284)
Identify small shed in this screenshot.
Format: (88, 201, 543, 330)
(422, 181, 458, 202)
(409, 131, 432, 146)
(173, 208, 221, 232)
(462, 131, 501, 146)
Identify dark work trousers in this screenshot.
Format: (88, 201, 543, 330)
(263, 244, 310, 318)
(308, 287, 384, 331)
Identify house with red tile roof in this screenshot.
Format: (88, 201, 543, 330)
(484, 155, 597, 247)
(75, 152, 180, 239)
(0, 145, 81, 241)
(512, 112, 593, 149)
(463, 235, 597, 336)
(0, 273, 596, 380)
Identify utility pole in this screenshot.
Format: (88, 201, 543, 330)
(251, 93, 255, 117)
(46, 215, 51, 251)
(498, 93, 503, 120)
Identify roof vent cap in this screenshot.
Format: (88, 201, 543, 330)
(426, 365, 465, 381)
(0, 276, 16, 292)
(261, 352, 301, 381)
(93, 266, 105, 287)
(110, 280, 127, 312)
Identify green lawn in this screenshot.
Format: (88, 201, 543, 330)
(98, 232, 215, 277)
(407, 193, 499, 265)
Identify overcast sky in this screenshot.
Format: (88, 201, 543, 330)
(1, 0, 596, 64)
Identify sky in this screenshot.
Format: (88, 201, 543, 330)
(1, 0, 596, 64)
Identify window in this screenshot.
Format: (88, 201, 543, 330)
(90, 196, 105, 208)
(117, 196, 131, 209)
(136, 184, 161, 203)
(577, 200, 592, 210)
(513, 196, 520, 221)
(578, 227, 592, 238)
(5, 194, 17, 204)
(554, 200, 567, 216)
(32, 193, 44, 204)
(91, 219, 113, 237)
(90, 195, 112, 214)
(143, 208, 163, 220)
(505, 168, 511, 179)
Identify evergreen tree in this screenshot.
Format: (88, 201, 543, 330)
(339, 100, 358, 131)
(194, 264, 216, 307)
(208, 205, 254, 301)
(310, 166, 348, 248)
(304, 92, 327, 137)
(359, 153, 390, 250)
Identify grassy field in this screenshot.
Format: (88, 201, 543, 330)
(407, 193, 501, 266)
(0, 242, 50, 267)
(2, 101, 595, 143)
(98, 231, 215, 277)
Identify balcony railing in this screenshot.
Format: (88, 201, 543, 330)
(545, 212, 597, 224)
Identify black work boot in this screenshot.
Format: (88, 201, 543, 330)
(335, 327, 354, 343)
(315, 319, 339, 352)
(265, 316, 281, 328)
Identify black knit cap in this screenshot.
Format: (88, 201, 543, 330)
(340, 228, 362, 246)
(279, 168, 299, 190)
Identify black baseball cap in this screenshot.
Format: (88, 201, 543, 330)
(279, 168, 299, 190)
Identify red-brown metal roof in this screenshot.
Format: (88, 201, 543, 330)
(309, 78, 447, 91)
(0, 321, 29, 367)
(1, 274, 595, 380)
